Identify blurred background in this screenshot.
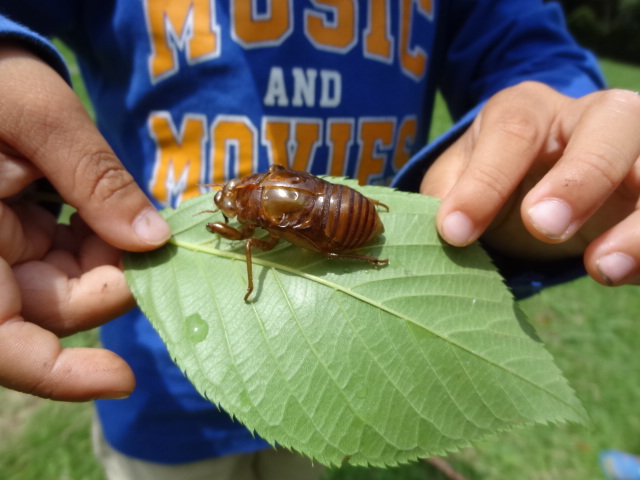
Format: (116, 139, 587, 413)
(552, 0, 640, 64)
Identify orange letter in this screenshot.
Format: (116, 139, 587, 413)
(356, 118, 395, 185)
(364, 0, 393, 63)
(399, 0, 433, 80)
(232, 0, 292, 47)
(305, 0, 357, 52)
(291, 121, 322, 171)
(144, 0, 220, 82)
(262, 119, 291, 167)
(262, 118, 322, 171)
(393, 116, 417, 171)
(211, 116, 257, 185)
(148, 112, 207, 206)
(326, 119, 354, 177)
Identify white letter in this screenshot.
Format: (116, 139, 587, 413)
(292, 67, 317, 107)
(264, 66, 289, 106)
(319, 69, 341, 108)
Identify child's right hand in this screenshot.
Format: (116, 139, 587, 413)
(0, 45, 171, 400)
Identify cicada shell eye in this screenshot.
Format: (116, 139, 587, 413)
(220, 196, 237, 218)
(214, 185, 238, 218)
(213, 190, 224, 208)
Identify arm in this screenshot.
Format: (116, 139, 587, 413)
(396, 1, 640, 296)
(439, 0, 604, 119)
(0, 14, 69, 80)
(394, 0, 605, 193)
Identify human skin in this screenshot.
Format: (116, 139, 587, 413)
(0, 47, 171, 401)
(421, 81, 640, 285)
(1, 46, 639, 401)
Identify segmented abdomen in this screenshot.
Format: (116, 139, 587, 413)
(320, 182, 384, 252)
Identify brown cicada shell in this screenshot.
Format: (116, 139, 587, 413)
(204, 164, 388, 301)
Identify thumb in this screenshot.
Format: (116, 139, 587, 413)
(419, 136, 470, 199)
(0, 47, 170, 251)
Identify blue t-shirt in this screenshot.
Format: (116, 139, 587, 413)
(0, 0, 604, 463)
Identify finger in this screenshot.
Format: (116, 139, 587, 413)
(44, 233, 122, 277)
(419, 138, 469, 199)
(41, 250, 83, 277)
(79, 233, 123, 271)
(0, 150, 42, 197)
(1, 324, 136, 401)
(0, 47, 170, 251)
(523, 89, 640, 243)
(0, 202, 56, 265)
(434, 82, 555, 246)
(0, 259, 134, 401)
(13, 261, 135, 336)
(584, 207, 640, 286)
(51, 213, 95, 255)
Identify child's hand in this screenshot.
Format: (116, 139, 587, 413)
(0, 46, 171, 400)
(421, 81, 640, 286)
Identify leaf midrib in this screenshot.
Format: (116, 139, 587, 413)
(169, 237, 584, 419)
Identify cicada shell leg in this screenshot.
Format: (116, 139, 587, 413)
(206, 222, 254, 240)
(367, 198, 389, 212)
(243, 234, 280, 301)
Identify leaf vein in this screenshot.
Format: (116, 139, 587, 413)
(172, 238, 583, 418)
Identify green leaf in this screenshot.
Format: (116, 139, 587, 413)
(123, 177, 587, 467)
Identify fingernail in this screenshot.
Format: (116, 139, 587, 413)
(597, 253, 637, 286)
(441, 211, 476, 246)
(528, 199, 573, 239)
(98, 392, 131, 400)
(133, 208, 171, 246)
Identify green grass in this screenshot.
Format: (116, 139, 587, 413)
(429, 56, 640, 144)
(447, 279, 640, 479)
(0, 399, 100, 480)
(429, 93, 453, 141)
(7, 277, 633, 480)
(599, 58, 640, 90)
(2, 51, 639, 479)
(0, 331, 104, 480)
(326, 277, 640, 479)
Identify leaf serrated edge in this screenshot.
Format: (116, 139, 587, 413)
(167, 237, 588, 425)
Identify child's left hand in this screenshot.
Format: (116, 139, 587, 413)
(420, 81, 640, 286)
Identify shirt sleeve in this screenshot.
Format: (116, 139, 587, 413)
(0, 13, 70, 83)
(439, 0, 605, 120)
(393, 0, 606, 298)
(394, 0, 605, 192)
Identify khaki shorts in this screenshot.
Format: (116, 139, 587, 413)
(92, 414, 326, 480)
